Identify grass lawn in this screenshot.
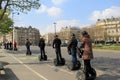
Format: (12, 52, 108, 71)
(93, 45, 120, 50)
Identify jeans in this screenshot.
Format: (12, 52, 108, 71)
(26, 46, 31, 54)
(71, 48, 77, 65)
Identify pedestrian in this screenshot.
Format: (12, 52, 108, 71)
(25, 39, 32, 55)
(81, 31, 94, 78)
(68, 33, 78, 67)
(53, 35, 62, 62)
(38, 37, 46, 60)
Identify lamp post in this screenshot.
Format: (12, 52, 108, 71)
(53, 22, 57, 35)
(12, 10, 19, 49)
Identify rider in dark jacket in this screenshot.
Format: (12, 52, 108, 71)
(26, 39, 31, 55)
(68, 33, 78, 66)
(53, 35, 62, 62)
(38, 38, 46, 59)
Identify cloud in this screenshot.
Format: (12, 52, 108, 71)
(51, 0, 66, 5)
(90, 6, 120, 21)
(47, 7, 62, 17)
(36, 4, 47, 13)
(44, 19, 88, 35)
(36, 5, 62, 18)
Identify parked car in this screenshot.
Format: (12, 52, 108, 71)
(61, 43, 67, 47)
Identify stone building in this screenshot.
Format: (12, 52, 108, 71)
(45, 26, 81, 44)
(0, 32, 13, 44)
(0, 26, 40, 46)
(95, 17, 120, 44)
(44, 33, 54, 45)
(59, 26, 81, 43)
(14, 26, 40, 45)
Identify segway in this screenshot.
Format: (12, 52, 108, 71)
(26, 50, 32, 55)
(67, 47, 81, 70)
(14, 47, 18, 51)
(38, 54, 47, 61)
(54, 58, 65, 66)
(67, 60, 81, 70)
(76, 60, 97, 80)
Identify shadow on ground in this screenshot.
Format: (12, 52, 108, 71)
(96, 73, 120, 80)
(92, 57, 120, 80)
(0, 68, 19, 80)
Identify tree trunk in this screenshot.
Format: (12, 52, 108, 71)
(0, 0, 9, 21)
(0, 0, 2, 9)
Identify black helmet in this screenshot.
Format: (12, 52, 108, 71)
(81, 31, 88, 36)
(71, 33, 75, 37)
(55, 35, 58, 37)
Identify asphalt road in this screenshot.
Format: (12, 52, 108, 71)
(0, 46, 120, 80)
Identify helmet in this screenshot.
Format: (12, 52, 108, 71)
(81, 31, 88, 36)
(55, 35, 58, 38)
(71, 33, 75, 37)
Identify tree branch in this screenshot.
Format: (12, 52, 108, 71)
(0, 0, 10, 21)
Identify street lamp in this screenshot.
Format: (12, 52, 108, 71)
(12, 11, 19, 49)
(53, 22, 57, 35)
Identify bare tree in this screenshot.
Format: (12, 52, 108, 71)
(0, 0, 40, 20)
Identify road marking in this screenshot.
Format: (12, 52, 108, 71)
(18, 56, 38, 60)
(8, 54, 48, 80)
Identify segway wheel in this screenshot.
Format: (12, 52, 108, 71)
(44, 55, 47, 60)
(61, 58, 65, 65)
(76, 61, 81, 70)
(76, 70, 86, 80)
(54, 59, 58, 66)
(14, 47, 18, 51)
(38, 55, 43, 61)
(38, 55, 41, 61)
(87, 68, 96, 80)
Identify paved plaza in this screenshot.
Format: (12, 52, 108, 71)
(0, 46, 120, 80)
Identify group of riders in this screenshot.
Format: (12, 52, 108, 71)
(4, 41, 17, 51)
(25, 30, 95, 80)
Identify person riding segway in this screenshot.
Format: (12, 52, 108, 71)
(25, 39, 32, 55)
(14, 41, 18, 51)
(38, 37, 47, 61)
(67, 33, 81, 70)
(76, 31, 96, 80)
(53, 35, 65, 66)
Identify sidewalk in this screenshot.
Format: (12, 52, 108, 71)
(0, 48, 19, 80)
(0, 48, 104, 79)
(1, 47, 119, 80)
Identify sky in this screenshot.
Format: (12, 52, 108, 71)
(13, 0, 120, 35)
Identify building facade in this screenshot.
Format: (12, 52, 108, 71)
(14, 26, 40, 45)
(44, 33, 54, 45)
(0, 26, 40, 46)
(0, 32, 13, 44)
(45, 26, 81, 44)
(59, 26, 81, 43)
(95, 17, 120, 43)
